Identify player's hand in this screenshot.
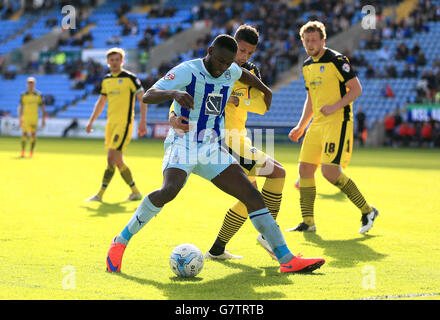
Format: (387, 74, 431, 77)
(41, 119, 45, 128)
(228, 96, 239, 107)
(288, 125, 305, 142)
(170, 114, 190, 135)
(320, 104, 339, 116)
(85, 122, 93, 133)
(138, 120, 147, 137)
(19, 119, 23, 128)
(264, 90, 272, 111)
(173, 91, 194, 111)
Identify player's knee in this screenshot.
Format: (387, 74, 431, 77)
(159, 184, 182, 203)
(242, 185, 265, 212)
(271, 163, 286, 179)
(299, 162, 316, 178)
(321, 166, 340, 184)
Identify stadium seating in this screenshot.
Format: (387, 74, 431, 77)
(0, 74, 88, 117)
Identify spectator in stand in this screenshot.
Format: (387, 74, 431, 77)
(397, 122, 409, 146)
(384, 111, 396, 146)
(407, 122, 417, 145)
(402, 63, 417, 78)
(433, 122, 440, 147)
(420, 121, 433, 147)
(377, 46, 391, 61)
(366, 64, 375, 79)
(386, 63, 397, 78)
(355, 106, 367, 147)
(381, 84, 395, 98)
(394, 108, 403, 129)
(395, 42, 409, 60)
(397, 122, 409, 147)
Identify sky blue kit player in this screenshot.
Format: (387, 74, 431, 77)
(156, 57, 243, 181)
(106, 34, 326, 274)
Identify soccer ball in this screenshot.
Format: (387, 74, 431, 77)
(169, 243, 204, 277)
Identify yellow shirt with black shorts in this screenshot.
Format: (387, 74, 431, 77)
(100, 70, 143, 152)
(20, 91, 43, 134)
(224, 61, 268, 176)
(299, 48, 357, 169)
(168, 62, 267, 177)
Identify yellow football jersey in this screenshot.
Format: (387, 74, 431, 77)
(20, 91, 43, 122)
(302, 48, 356, 124)
(100, 69, 143, 124)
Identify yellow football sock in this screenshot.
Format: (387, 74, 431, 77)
(334, 173, 372, 214)
(119, 164, 140, 194)
(97, 165, 116, 198)
(299, 177, 316, 226)
(261, 177, 285, 220)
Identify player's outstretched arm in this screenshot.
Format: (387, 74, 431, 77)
(86, 94, 106, 133)
(239, 68, 272, 110)
(143, 88, 194, 110)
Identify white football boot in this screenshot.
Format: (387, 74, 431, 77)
(256, 234, 277, 261)
(359, 206, 379, 234)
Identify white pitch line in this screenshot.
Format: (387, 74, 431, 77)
(359, 292, 440, 300)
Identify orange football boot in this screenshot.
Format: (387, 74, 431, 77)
(280, 254, 325, 273)
(106, 241, 126, 272)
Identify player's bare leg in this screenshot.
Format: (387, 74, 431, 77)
(20, 132, 28, 158)
(107, 168, 187, 272)
(148, 168, 187, 207)
(207, 156, 286, 260)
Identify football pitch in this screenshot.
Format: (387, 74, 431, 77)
(1, 136, 439, 300)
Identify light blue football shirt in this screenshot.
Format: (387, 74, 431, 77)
(153, 58, 242, 144)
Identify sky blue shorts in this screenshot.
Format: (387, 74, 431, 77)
(162, 136, 237, 181)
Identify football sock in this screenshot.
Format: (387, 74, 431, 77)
(97, 165, 115, 198)
(261, 177, 285, 220)
(210, 201, 247, 255)
(115, 194, 162, 245)
(334, 173, 372, 214)
(249, 208, 294, 264)
(299, 178, 316, 226)
(119, 164, 140, 194)
(30, 136, 36, 153)
(21, 136, 27, 152)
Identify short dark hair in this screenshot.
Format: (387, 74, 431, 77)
(211, 34, 238, 53)
(234, 24, 259, 45)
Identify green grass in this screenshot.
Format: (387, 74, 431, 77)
(1, 136, 440, 300)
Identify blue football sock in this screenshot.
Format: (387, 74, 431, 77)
(114, 194, 162, 245)
(249, 208, 294, 264)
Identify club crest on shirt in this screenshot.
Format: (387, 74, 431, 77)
(205, 93, 223, 116)
(224, 70, 231, 80)
(342, 63, 350, 73)
(320, 65, 325, 73)
(164, 72, 175, 80)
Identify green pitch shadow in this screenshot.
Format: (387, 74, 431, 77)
(302, 233, 388, 268)
(114, 260, 321, 300)
(80, 202, 133, 217)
